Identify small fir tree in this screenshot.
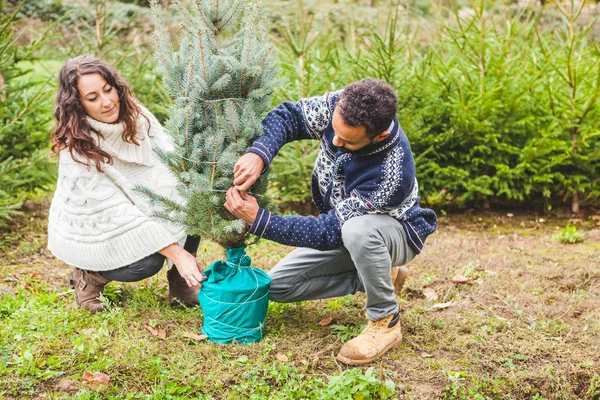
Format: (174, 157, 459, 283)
(147, 0, 278, 248)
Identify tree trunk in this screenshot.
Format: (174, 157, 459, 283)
(571, 191, 580, 214)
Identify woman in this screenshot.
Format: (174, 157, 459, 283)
(48, 56, 204, 313)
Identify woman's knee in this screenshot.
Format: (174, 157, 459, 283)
(101, 253, 165, 282)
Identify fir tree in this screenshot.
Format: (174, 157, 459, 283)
(146, 0, 278, 248)
(0, 2, 55, 227)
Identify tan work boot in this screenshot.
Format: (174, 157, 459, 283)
(68, 268, 111, 313)
(167, 267, 200, 307)
(337, 313, 402, 365)
(391, 266, 409, 295)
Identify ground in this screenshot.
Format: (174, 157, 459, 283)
(1, 203, 599, 399)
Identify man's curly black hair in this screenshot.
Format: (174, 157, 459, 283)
(337, 78, 398, 139)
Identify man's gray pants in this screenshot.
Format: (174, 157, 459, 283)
(268, 214, 416, 321)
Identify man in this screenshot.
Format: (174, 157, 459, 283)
(224, 78, 437, 365)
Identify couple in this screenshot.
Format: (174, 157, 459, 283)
(48, 56, 437, 365)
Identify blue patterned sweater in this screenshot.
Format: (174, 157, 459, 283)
(246, 91, 437, 253)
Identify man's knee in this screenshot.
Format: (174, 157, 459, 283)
(341, 215, 381, 249)
(268, 265, 293, 302)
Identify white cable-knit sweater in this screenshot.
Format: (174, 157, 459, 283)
(47, 107, 187, 271)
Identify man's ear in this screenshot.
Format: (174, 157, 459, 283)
(373, 131, 390, 143)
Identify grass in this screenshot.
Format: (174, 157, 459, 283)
(1, 204, 599, 399)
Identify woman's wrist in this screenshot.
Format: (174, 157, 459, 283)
(158, 243, 188, 263)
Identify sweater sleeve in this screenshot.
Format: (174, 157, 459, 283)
(247, 207, 342, 251)
(247, 90, 341, 170)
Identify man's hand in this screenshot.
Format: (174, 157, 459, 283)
(233, 153, 264, 191)
(224, 188, 260, 225)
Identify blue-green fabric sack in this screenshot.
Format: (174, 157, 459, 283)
(198, 246, 271, 344)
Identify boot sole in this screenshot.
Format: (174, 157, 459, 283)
(336, 334, 403, 366)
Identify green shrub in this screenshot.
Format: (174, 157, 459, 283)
(319, 367, 395, 400)
(552, 225, 584, 244)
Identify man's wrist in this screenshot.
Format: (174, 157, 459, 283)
(245, 207, 259, 225)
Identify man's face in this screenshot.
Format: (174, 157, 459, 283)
(331, 109, 388, 152)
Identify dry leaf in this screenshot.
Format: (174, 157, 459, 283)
(507, 213, 514, 218)
(56, 378, 79, 393)
(568, 218, 583, 224)
(423, 288, 438, 302)
(432, 301, 454, 310)
(421, 352, 434, 358)
(182, 332, 207, 342)
(451, 275, 474, 285)
(145, 325, 166, 339)
(591, 215, 600, 221)
(318, 317, 333, 326)
(275, 353, 289, 362)
(82, 371, 110, 390)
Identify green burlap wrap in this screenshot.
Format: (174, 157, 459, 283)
(198, 246, 271, 344)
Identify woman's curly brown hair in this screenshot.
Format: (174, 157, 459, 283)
(337, 78, 398, 138)
(51, 56, 144, 171)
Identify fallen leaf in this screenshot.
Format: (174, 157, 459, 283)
(507, 213, 514, 218)
(432, 301, 454, 310)
(421, 352, 434, 358)
(318, 317, 333, 326)
(538, 218, 546, 223)
(423, 288, 438, 302)
(484, 270, 498, 276)
(56, 378, 79, 393)
(275, 353, 289, 362)
(592, 215, 600, 221)
(82, 371, 110, 390)
(145, 325, 166, 339)
(451, 275, 474, 285)
(182, 332, 207, 342)
(568, 218, 583, 224)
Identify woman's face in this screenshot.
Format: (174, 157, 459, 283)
(77, 73, 120, 123)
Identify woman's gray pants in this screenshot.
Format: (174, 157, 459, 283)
(268, 214, 416, 321)
(99, 236, 200, 282)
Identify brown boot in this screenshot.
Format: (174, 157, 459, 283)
(167, 267, 200, 307)
(337, 313, 403, 365)
(68, 268, 111, 313)
(391, 266, 409, 295)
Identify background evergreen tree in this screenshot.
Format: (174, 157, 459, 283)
(147, 0, 278, 248)
(0, 3, 56, 227)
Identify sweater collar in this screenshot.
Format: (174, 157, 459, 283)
(87, 108, 154, 166)
(350, 117, 400, 157)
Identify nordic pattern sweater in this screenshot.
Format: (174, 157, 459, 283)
(246, 90, 437, 254)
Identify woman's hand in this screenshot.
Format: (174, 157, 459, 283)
(159, 244, 205, 287)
